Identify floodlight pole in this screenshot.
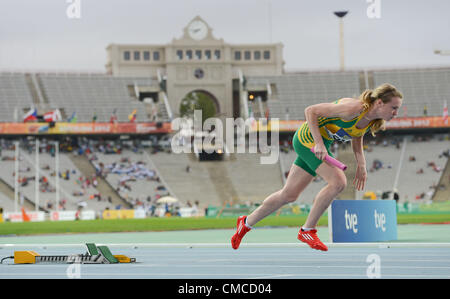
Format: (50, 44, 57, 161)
(334, 11, 348, 72)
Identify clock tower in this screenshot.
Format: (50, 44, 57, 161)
(105, 16, 284, 121)
(187, 17, 209, 41)
(167, 16, 231, 120)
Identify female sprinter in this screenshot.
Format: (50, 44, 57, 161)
(231, 83, 403, 251)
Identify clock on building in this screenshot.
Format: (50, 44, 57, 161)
(194, 68, 204, 79)
(188, 20, 208, 41)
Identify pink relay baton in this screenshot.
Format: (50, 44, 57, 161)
(310, 148, 347, 171)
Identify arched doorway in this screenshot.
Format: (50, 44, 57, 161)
(179, 90, 220, 123)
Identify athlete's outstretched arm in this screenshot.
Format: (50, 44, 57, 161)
(351, 135, 367, 191)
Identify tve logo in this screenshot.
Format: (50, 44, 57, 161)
(374, 210, 386, 232)
(329, 200, 397, 242)
(344, 210, 358, 233)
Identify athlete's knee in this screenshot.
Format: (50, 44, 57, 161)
(279, 188, 299, 204)
(328, 175, 347, 193)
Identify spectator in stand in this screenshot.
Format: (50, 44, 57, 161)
(428, 161, 441, 172)
(393, 189, 399, 202)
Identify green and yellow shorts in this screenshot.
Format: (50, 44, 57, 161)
(292, 129, 334, 177)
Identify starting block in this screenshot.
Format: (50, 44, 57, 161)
(11, 243, 136, 264)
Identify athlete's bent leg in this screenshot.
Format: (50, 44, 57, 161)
(231, 164, 314, 250)
(297, 162, 346, 251)
(303, 162, 347, 229)
(246, 164, 314, 227)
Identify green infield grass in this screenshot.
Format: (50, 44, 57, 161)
(0, 213, 449, 236)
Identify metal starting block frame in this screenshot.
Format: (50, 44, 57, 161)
(12, 243, 136, 264)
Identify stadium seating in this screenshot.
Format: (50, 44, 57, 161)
(0, 72, 170, 122)
(0, 146, 111, 212)
(37, 73, 169, 122)
(1, 67, 449, 122)
(0, 191, 16, 213)
(372, 68, 450, 117)
(148, 150, 224, 208)
(93, 150, 171, 209)
(0, 133, 447, 214)
(247, 71, 361, 120)
(222, 152, 284, 203)
(149, 148, 286, 208)
(0, 73, 35, 121)
(363, 134, 448, 202)
(246, 67, 450, 120)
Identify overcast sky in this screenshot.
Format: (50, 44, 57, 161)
(1, 0, 449, 72)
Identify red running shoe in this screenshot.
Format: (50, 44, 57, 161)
(231, 215, 251, 250)
(297, 228, 328, 251)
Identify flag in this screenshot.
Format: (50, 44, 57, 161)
(23, 108, 38, 122)
(43, 109, 62, 122)
(21, 207, 31, 222)
(43, 112, 53, 122)
(128, 109, 137, 122)
(68, 112, 77, 123)
(444, 101, 448, 125)
(92, 112, 97, 123)
(110, 109, 117, 123)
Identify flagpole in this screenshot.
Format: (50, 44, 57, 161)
(14, 141, 19, 212)
(55, 141, 59, 212)
(35, 138, 40, 212)
(444, 100, 448, 125)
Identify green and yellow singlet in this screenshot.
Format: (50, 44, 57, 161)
(298, 99, 374, 148)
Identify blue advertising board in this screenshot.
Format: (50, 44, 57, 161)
(328, 200, 397, 242)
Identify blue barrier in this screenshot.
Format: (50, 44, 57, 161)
(328, 200, 398, 242)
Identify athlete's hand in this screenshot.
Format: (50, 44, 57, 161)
(313, 143, 328, 161)
(353, 164, 367, 191)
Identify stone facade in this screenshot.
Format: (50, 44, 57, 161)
(106, 16, 284, 119)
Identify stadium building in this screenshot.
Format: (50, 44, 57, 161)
(105, 16, 283, 122)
